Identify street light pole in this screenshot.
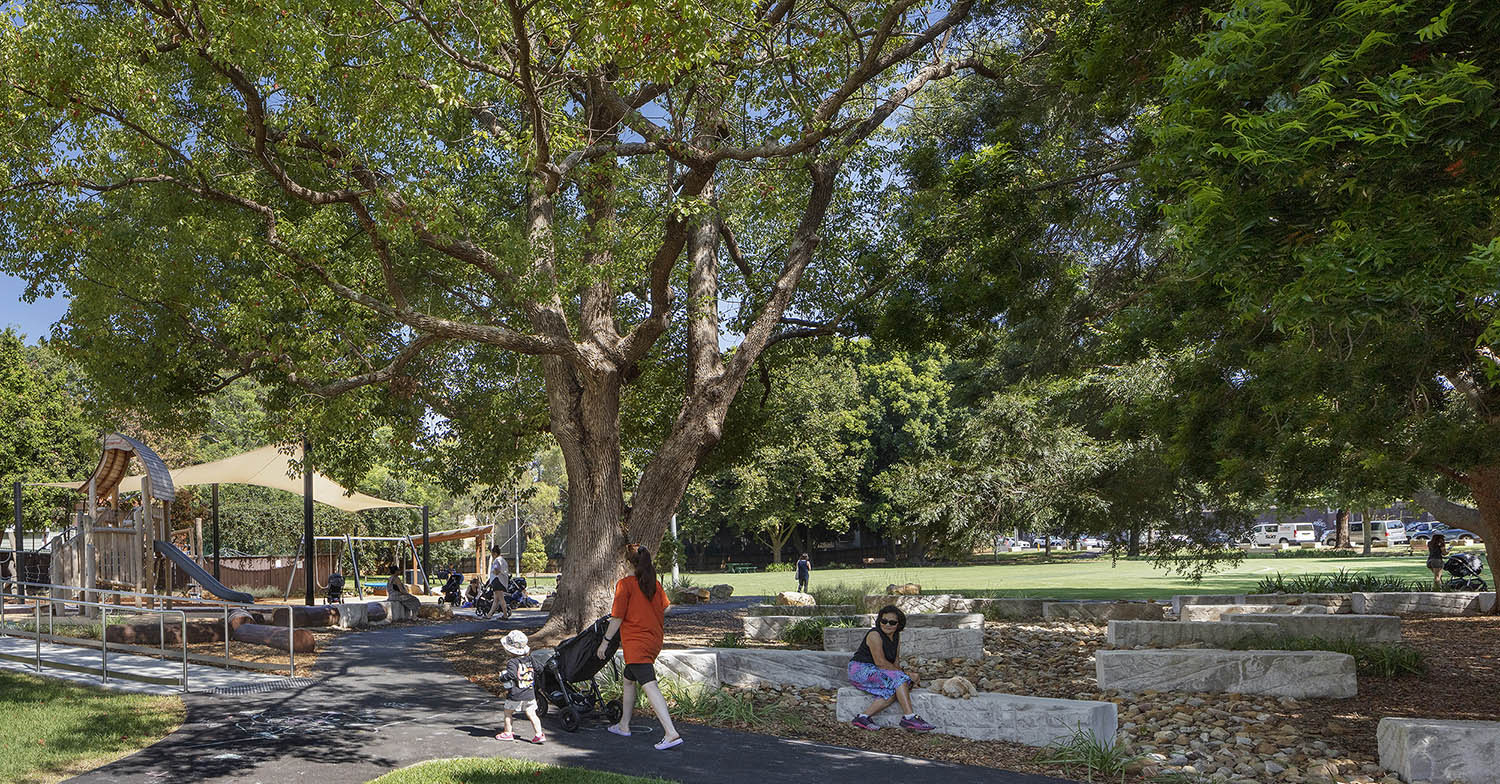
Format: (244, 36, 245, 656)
(670, 513, 679, 584)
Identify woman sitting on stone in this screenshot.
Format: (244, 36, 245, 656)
(846, 604, 934, 732)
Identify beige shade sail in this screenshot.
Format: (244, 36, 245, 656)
(32, 444, 415, 513)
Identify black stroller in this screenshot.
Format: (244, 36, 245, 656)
(438, 572, 464, 607)
(326, 572, 345, 605)
(536, 616, 622, 732)
(1444, 552, 1488, 590)
(475, 576, 539, 616)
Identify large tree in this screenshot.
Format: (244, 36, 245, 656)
(0, 0, 1038, 636)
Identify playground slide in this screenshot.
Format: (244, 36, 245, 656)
(152, 540, 256, 604)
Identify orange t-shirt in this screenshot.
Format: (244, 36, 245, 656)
(611, 576, 670, 664)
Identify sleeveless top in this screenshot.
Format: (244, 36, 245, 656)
(1428, 538, 1445, 559)
(851, 626, 899, 665)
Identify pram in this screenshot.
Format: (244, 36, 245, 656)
(438, 572, 464, 607)
(536, 616, 622, 731)
(475, 576, 540, 616)
(326, 572, 345, 605)
(1443, 552, 1487, 591)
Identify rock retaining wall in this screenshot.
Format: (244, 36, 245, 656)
(1378, 717, 1500, 784)
(1242, 593, 1354, 613)
(823, 627, 985, 659)
(1223, 613, 1401, 642)
(1095, 649, 1357, 698)
(1043, 600, 1165, 622)
(835, 687, 1116, 746)
(1106, 620, 1281, 648)
(969, 598, 1045, 619)
(741, 615, 865, 641)
(746, 604, 858, 617)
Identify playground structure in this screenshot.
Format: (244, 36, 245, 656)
(284, 534, 430, 601)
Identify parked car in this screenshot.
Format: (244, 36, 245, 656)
(1408, 522, 1483, 545)
(1322, 519, 1408, 546)
(1246, 522, 1318, 547)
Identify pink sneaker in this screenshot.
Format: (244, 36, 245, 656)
(899, 715, 935, 732)
(529, 733, 545, 744)
(494, 731, 514, 741)
(851, 715, 878, 730)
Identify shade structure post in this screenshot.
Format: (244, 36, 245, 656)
(211, 484, 220, 581)
(303, 438, 315, 606)
(421, 505, 430, 590)
(11, 482, 22, 589)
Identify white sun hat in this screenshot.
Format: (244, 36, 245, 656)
(502, 629, 531, 656)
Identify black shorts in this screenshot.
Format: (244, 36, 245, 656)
(487, 576, 508, 590)
(622, 662, 657, 684)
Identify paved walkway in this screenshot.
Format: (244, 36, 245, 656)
(65, 617, 1073, 784)
(0, 636, 309, 695)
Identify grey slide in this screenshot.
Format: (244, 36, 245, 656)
(153, 540, 256, 604)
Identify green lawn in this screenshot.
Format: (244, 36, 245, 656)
(683, 551, 1465, 599)
(0, 671, 183, 784)
(369, 758, 675, 783)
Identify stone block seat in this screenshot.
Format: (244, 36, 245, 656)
(742, 615, 865, 642)
(1378, 717, 1500, 784)
(1353, 591, 1497, 616)
(854, 612, 983, 629)
(1095, 649, 1357, 698)
(823, 627, 985, 659)
(746, 604, 858, 617)
(1043, 600, 1165, 622)
(1178, 604, 1329, 622)
(1242, 593, 1354, 613)
(1106, 619, 1280, 648)
(1222, 612, 1401, 642)
(835, 687, 1116, 746)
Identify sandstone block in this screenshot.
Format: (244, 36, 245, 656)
(1095, 649, 1356, 698)
(1178, 604, 1329, 622)
(1243, 593, 1353, 613)
(715, 648, 848, 689)
(775, 591, 816, 606)
(853, 612, 984, 630)
(1378, 717, 1500, 784)
(970, 598, 1045, 619)
(1352, 591, 1497, 616)
(333, 602, 369, 628)
(835, 687, 1116, 746)
(887, 582, 922, 595)
(1106, 620, 1280, 648)
(862, 594, 960, 614)
(1170, 594, 1247, 616)
(1043, 600, 1165, 622)
(708, 583, 734, 601)
(746, 603, 857, 617)
(741, 615, 864, 642)
(823, 627, 984, 659)
(1223, 612, 1401, 642)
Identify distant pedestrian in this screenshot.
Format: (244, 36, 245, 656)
(496, 630, 544, 743)
(600, 543, 683, 750)
(485, 546, 511, 619)
(846, 604, 934, 732)
(795, 553, 812, 593)
(1427, 534, 1448, 590)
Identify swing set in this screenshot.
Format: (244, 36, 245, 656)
(283, 534, 428, 602)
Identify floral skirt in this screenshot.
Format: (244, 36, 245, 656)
(848, 660, 911, 699)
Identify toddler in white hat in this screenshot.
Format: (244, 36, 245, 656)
(497, 630, 544, 743)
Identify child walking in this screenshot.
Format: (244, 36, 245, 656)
(496, 630, 545, 743)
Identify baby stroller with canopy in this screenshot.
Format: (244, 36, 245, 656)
(1444, 552, 1487, 591)
(438, 572, 464, 607)
(326, 572, 345, 605)
(536, 616, 622, 731)
(475, 576, 539, 616)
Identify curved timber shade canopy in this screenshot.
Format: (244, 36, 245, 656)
(36, 443, 414, 513)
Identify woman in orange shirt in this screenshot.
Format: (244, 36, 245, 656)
(597, 544, 683, 750)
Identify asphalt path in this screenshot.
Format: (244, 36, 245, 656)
(66, 612, 1074, 784)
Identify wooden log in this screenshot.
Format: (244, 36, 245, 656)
(227, 609, 259, 632)
(105, 620, 226, 645)
(270, 605, 340, 628)
(231, 623, 315, 653)
(366, 602, 388, 622)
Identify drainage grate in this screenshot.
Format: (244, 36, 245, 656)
(205, 677, 319, 696)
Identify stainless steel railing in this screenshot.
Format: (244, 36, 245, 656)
(0, 589, 188, 690)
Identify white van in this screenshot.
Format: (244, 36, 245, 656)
(1246, 522, 1318, 547)
(1323, 519, 1408, 546)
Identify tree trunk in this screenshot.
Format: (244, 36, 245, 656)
(1127, 526, 1141, 557)
(1462, 467, 1500, 613)
(1335, 508, 1350, 549)
(1362, 509, 1372, 556)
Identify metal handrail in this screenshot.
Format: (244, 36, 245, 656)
(4, 579, 298, 678)
(0, 590, 188, 690)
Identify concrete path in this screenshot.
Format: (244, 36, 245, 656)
(0, 636, 310, 695)
(67, 617, 1073, 784)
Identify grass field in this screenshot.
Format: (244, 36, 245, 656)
(680, 550, 1474, 599)
(0, 671, 183, 784)
(368, 758, 674, 783)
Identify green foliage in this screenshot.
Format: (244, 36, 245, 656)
(521, 534, 548, 576)
(367, 757, 671, 784)
(779, 616, 862, 647)
(707, 632, 747, 649)
(1254, 569, 1424, 594)
(1222, 635, 1426, 678)
(651, 533, 683, 577)
(808, 580, 883, 607)
(0, 332, 100, 532)
(763, 562, 794, 572)
(1033, 727, 1144, 783)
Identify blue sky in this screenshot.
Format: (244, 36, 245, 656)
(0, 272, 68, 343)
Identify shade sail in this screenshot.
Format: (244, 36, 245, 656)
(32, 444, 415, 513)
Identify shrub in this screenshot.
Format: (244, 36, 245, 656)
(779, 616, 862, 647)
(1254, 569, 1423, 595)
(1034, 727, 1142, 783)
(229, 584, 285, 599)
(809, 580, 882, 607)
(763, 562, 794, 572)
(1223, 635, 1426, 677)
(708, 632, 747, 648)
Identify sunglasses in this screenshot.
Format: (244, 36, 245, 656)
(879, 618, 900, 626)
